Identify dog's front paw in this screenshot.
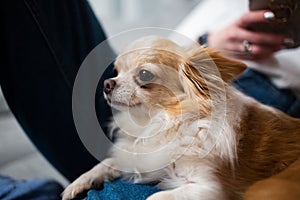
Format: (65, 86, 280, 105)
(62, 182, 90, 200)
(146, 191, 174, 200)
(62, 175, 99, 200)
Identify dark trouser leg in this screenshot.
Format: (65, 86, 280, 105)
(233, 69, 300, 118)
(0, 0, 115, 181)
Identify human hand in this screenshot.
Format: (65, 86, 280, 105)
(207, 10, 293, 60)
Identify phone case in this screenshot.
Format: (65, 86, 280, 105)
(249, 0, 300, 48)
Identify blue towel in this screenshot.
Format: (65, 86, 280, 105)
(85, 179, 160, 200)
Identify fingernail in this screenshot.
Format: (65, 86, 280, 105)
(283, 38, 295, 48)
(264, 11, 275, 20)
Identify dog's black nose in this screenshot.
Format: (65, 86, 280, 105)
(104, 79, 116, 94)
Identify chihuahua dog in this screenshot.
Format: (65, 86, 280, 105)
(63, 36, 300, 200)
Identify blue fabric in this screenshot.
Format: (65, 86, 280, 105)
(85, 179, 160, 200)
(233, 69, 300, 118)
(0, 176, 63, 200)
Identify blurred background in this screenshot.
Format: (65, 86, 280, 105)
(0, 0, 202, 186)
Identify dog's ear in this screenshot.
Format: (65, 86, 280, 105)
(179, 57, 212, 114)
(188, 47, 247, 83)
(178, 47, 246, 113)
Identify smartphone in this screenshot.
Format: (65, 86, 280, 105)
(249, 0, 300, 48)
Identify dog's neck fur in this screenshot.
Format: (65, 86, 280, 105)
(108, 85, 243, 171)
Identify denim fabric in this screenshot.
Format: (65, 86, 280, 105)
(0, 0, 115, 181)
(233, 69, 300, 118)
(85, 179, 160, 200)
(0, 176, 63, 200)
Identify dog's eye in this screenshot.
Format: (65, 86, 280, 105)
(138, 69, 155, 82)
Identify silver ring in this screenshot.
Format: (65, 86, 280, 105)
(242, 40, 252, 53)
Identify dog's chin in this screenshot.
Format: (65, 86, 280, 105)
(105, 97, 142, 111)
(111, 102, 141, 111)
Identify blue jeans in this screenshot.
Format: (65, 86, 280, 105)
(233, 69, 300, 118)
(0, 176, 63, 200)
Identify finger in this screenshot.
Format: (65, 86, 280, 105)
(246, 44, 280, 57)
(235, 28, 285, 46)
(237, 10, 274, 28)
(223, 42, 280, 60)
(225, 41, 276, 55)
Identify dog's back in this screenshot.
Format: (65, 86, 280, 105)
(221, 87, 300, 199)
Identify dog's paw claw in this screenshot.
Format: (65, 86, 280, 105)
(61, 183, 90, 200)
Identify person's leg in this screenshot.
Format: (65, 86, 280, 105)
(233, 69, 300, 118)
(0, 175, 63, 200)
(0, 0, 115, 181)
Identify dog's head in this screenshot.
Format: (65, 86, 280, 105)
(103, 36, 246, 117)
